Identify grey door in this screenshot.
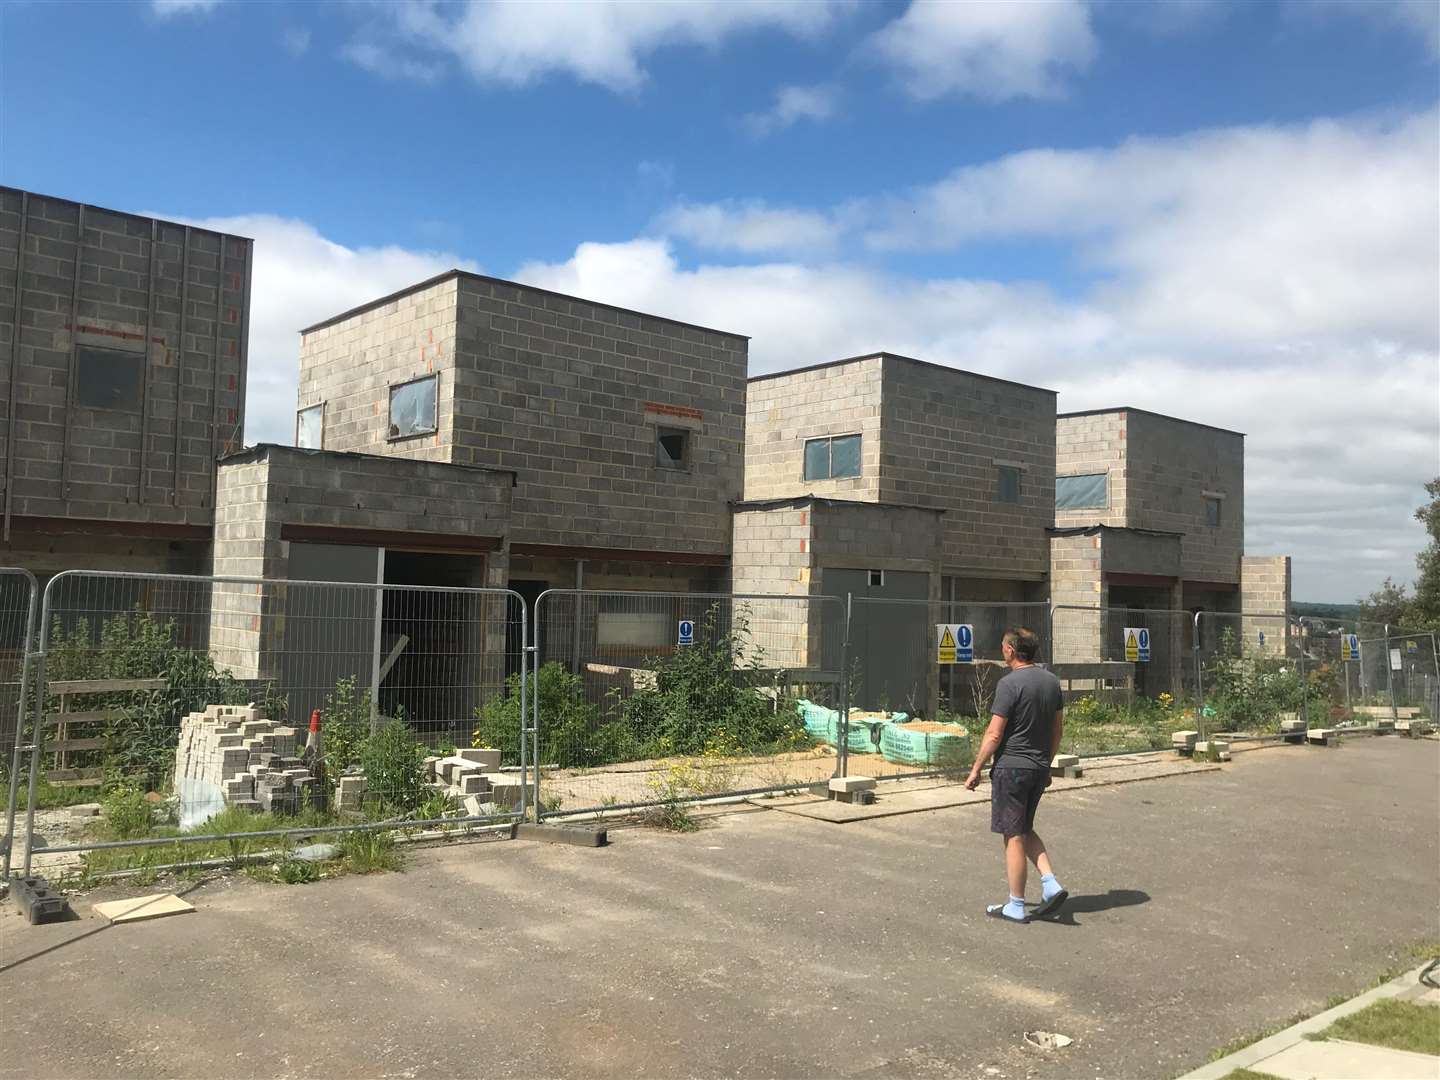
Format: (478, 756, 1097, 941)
(825, 569, 931, 715)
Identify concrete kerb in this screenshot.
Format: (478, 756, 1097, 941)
(1177, 962, 1439, 1080)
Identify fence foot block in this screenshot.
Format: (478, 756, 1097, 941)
(1307, 729, 1340, 747)
(516, 823, 607, 847)
(11, 876, 71, 924)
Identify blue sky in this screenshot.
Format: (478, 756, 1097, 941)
(2, 0, 1437, 601)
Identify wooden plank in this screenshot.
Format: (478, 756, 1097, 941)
(48, 737, 108, 752)
(94, 893, 195, 924)
(45, 767, 105, 782)
(44, 711, 121, 725)
(48, 678, 166, 694)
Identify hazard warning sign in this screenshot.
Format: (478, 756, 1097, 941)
(1124, 626, 1150, 663)
(936, 624, 973, 664)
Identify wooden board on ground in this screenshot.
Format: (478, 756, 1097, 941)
(93, 893, 196, 925)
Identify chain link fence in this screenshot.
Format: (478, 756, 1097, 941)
(0, 567, 39, 878)
(17, 570, 527, 880)
(529, 590, 848, 818)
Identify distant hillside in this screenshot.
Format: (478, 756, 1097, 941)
(1293, 602, 1360, 621)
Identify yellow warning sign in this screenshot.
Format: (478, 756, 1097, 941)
(1124, 630, 1138, 662)
(937, 625, 957, 665)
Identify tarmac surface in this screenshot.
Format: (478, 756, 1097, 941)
(2, 737, 1437, 1079)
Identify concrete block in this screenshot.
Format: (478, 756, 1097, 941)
(69, 802, 102, 820)
(828, 775, 877, 794)
(1375, 719, 1395, 734)
(239, 721, 272, 738)
(423, 755, 442, 779)
(225, 797, 260, 813)
(463, 795, 501, 817)
(1051, 754, 1081, 769)
(460, 773, 490, 795)
(516, 822, 606, 847)
(457, 748, 502, 769)
(1307, 728, 1339, 746)
(216, 733, 244, 748)
(1171, 730, 1198, 752)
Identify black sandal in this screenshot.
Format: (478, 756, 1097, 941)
(1033, 890, 1069, 919)
(986, 904, 1029, 924)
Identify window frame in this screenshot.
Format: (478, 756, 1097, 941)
(387, 374, 439, 441)
(75, 345, 145, 414)
(655, 426, 690, 471)
(295, 403, 324, 449)
(995, 464, 1022, 504)
(1205, 496, 1223, 528)
(802, 433, 863, 482)
(1056, 472, 1109, 511)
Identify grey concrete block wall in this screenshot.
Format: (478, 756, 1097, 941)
(744, 357, 884, 502)
(877, 355, 1055, 581)
(1241, 554, 1291, 657)
(1126, 411, 1243, 584)
(1057, 408, 1244, 584)
(295, 277, 458, 465)
(744, 354, 1055, 585)
(0, 187, 251, 528)
(295, 272, 746, 558)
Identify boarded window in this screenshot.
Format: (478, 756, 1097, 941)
(76, 347, 143, 412)
(656, 427, 688, 469)
(803, 434, 862, 481)
(389, 376, 437, 439)
(296, 404, 323, 449)
(1056, 473, 1108, 510)
(996, 465, 1022, 504)
(1205, 497, 1222, 527)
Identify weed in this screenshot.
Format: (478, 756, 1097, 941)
(340, 828, 402, 874)
(1315, 999, 1440, 1056)
(359, 718, 427, 814)
(417, 789, 461, 824)
(101, 783, 153, 840)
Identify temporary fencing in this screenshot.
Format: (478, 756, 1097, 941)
(843, 598, 1051, 781)
(530, 590, 848, 818)
(0, 567, 39, 878)
(16, 570, 528, 879)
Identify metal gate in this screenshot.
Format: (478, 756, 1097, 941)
(530, 590, 848, 819)
(16, 571, 528, 879)
(0, 567, 39, 878)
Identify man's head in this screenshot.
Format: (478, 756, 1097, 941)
(1001, 627, 1041, 666)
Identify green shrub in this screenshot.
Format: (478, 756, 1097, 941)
(358, 718, 427, 813)
(1205, 628, 1305, 731)
(102, 783, 153, 840)
(619, 605, 805, 758)
(320, 676, 372, 792)
(473, 662, 634, 769)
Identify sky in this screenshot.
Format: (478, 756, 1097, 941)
(1, 0, 1437, 603)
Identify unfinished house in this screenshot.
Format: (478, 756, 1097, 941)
(1049, 407, 1291, 692)
(291, 271, 748, 684)
(0, 187, 251, 593)
(736, 353, 1057, 713)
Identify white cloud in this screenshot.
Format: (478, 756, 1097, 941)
(870, 0, 1098, 101)
(346, 0, 853, 91)
(151, 0, 219, 16)
(743, 84, 839, 136)
(340, 42, 443, 84)
(164, 214, 474, 447)
(281, 27, 311, 58)
(654, 202, 842, 255)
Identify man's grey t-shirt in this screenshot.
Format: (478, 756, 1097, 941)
(990, 664, 1063, 770)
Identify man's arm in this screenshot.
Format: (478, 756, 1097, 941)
(964, 713, 1007, 790)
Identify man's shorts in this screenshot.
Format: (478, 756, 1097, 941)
(990, 766, 1048, 836)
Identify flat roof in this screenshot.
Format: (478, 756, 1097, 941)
(748, 351, 1057, 396)
(1057, 406, 1245, 438)
(298, 268, 749, 341)
(1, 184, 255, 243)
(220, 443, 516, 482)
(732, 495, 947, 514)
(1048, 524, 1185, 540)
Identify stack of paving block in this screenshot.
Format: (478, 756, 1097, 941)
(422, 748, 526, 815)
(1171, 730, 1199, 755)
(173, 705, 308, 813)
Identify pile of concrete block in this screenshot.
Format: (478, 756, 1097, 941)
(174, 705, 312, 813)
(423, 748, 525, 815)
(1171, 730, 1199, 754)
(1050, 753, 1082, 779)
(1280, 718, 1306, 743)
(1307, 728, 1340, 747)
(1193, 740, 1231, 763)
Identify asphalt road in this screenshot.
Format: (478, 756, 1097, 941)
(2, 737, 1437, 1080)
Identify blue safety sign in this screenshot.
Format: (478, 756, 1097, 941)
(678, 620, 695, 647)
(955, 623, 974, 663)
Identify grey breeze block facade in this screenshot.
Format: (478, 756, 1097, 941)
(0, 187, 252, 579)
(293, 270, 747, 603)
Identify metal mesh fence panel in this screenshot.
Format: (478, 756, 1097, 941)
(531, 590, 847, 818)
(22, 571, 526, 879)
(1194, 609, 1303, 737)
(1051, 605, 1199, 754)
(1358, 630, 1439, 718)
(845, 598, 1052, 780)
(0, 567, 38, 878)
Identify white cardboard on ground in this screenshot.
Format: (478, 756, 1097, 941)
(93, 893, 196, 924)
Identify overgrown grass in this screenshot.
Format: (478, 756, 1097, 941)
(1313, 999, 1440, 1056)
(3, 776, 100, 810)
(1219, 1070, 1284, 1080)
(339, 829, 401, 873)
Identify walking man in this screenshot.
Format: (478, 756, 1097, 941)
(964, 626, 1068, 923)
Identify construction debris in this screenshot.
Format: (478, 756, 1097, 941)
(93, 893, 195, 925)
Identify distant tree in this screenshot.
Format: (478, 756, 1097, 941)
(1409, 477, 1440, 630)
(1357, 577, 1412, 629)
